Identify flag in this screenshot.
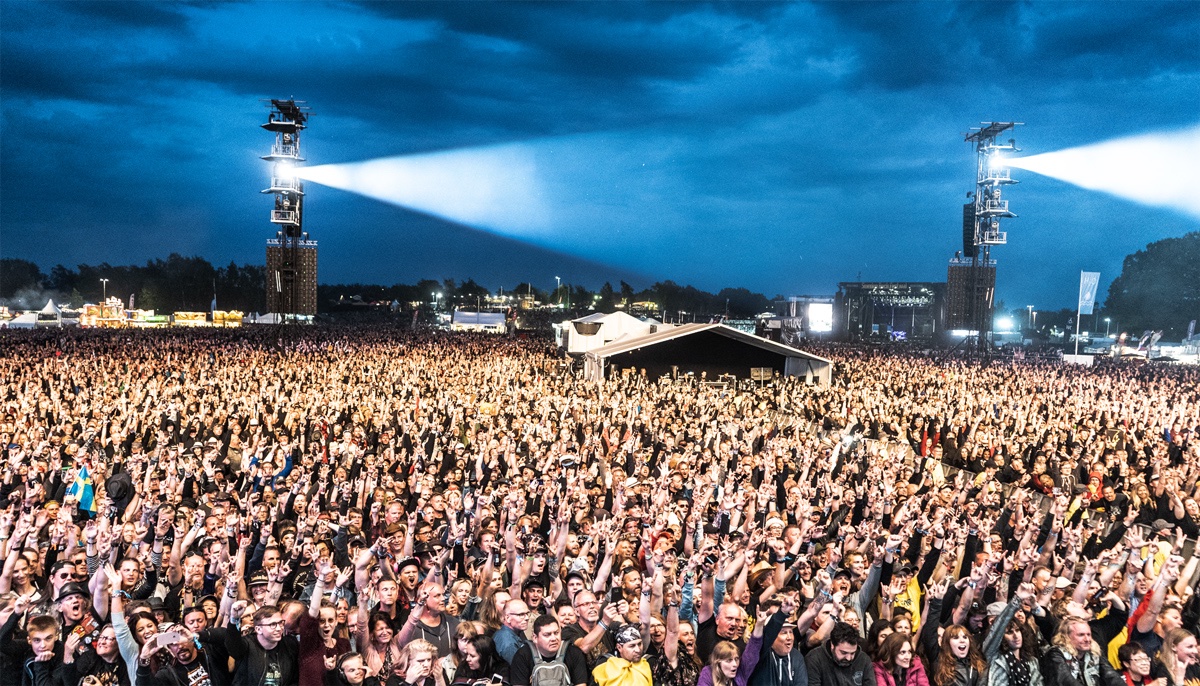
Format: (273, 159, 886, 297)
(67, 465, 97, 514)
(1078, 271, 1101, 315)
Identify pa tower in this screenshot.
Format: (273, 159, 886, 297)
(949, 122, 1020, 351)
(262, 99, 316, 318)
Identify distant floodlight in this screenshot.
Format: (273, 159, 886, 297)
(1005, 123, 1200, 219)
(996, 317, 1013, 332)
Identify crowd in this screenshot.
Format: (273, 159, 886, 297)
(0, 327, 1197, 686)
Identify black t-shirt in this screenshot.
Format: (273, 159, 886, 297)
(508, 643, 589, 686)
(696, 616, 743, 665)
(178, 655, 214, 686)
(560, 623, 613, 673)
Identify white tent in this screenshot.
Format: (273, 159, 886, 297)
(36, 300, 63, 327)
(563, 311, 656, 354)
(451, 311, 507, 333)
(7, 312, 38, 329)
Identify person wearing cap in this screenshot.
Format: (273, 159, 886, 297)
(749, 597, 807, 686)
(592, 624, 651, 686)
(136, 622, 234, 686)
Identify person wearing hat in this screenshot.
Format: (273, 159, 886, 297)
(56, 581, 106, 648)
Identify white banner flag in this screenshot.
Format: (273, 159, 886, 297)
(1078, 271, 1100, 315)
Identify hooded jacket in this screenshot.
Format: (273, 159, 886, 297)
(804, 640, 876, 686)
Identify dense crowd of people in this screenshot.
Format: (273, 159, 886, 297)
(0, 327, 1197, 686)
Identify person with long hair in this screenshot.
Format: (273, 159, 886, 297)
(449, 633, 509, 686)
(699, 605, 768, 686)
(477, 588, 510, 634)
(874, 633, 930, 686)
(867, 621, 896, 662)
(986, 621, 1041, 686)
(357, 609, 402, 678)
(930, 626, 985, 686)
(442, 621, 483, 685)
(393, 639, 447, 686)
(1150, 629, 1199, 686)
(1043, 616, 1121, 686)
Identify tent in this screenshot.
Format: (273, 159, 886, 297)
(451, 311, 507, 333)
(36, 299, 63, 327)
(562, 311, 656, 354)
(583, 323, 832, 386)
(6, 312, 38, 329)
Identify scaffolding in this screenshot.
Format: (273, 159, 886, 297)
(261, 99, 317, 318)
(962, 121, 1021, 351)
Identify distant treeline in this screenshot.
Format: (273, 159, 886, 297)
(1, 256, 775, 318)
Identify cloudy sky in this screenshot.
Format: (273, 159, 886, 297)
(3, 1, 1198, 308)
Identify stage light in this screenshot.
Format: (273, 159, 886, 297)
(274, 161, 296, 181)
(1005, 123, 1200, 219)
(996, 317, 1013, 332)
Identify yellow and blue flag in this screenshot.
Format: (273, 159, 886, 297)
(67, 466, 97, 515)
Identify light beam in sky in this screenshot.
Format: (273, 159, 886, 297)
(292, 133, 732, 274)
(1004, 124, 1200, 220)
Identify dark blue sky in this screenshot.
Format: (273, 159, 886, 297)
(3, 1, 1198, 308)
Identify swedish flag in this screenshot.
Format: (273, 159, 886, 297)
(67, 466, 97, 515)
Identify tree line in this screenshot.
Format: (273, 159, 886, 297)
(0, 256, 774, 319)
(4, 232, 1193, 331)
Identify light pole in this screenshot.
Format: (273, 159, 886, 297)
(1026, 305, 1033, 330)
(555, 276, 561, 305)
(100, 278, 110, 302)
(1104, 317, 1111, 338)
(432, 292, 439, 312)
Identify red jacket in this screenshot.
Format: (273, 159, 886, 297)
(873, 659, 931, 686)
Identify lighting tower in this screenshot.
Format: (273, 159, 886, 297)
(959, 121, 1020, 351)
(262, 99, 316, 318)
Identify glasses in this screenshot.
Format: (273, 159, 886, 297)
(507, 611, 530, 617)
(257, 620, 285, 629)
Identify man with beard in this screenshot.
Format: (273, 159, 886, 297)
(805, 622, 876, 686)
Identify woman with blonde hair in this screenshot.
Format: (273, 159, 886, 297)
(1151, 628, 1200, 686)
(698, 605, 768, 686)
(394, 639, 446, 686)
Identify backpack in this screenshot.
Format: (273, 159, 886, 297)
(529, 645, 572, 686)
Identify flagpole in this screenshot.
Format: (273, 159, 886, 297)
(1080, 297, 1089, 357)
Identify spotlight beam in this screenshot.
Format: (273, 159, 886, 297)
(1004, 124, 1200, 220)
